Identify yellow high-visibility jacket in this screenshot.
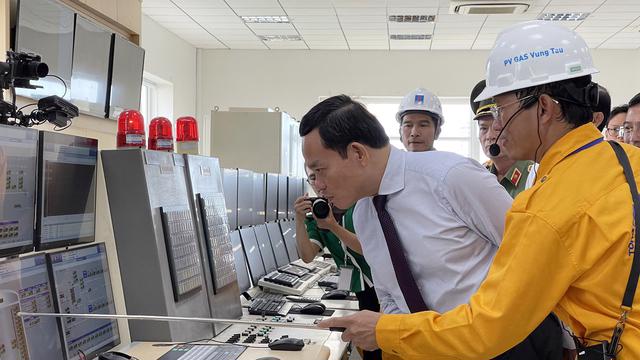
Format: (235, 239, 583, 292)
(376, 124, 640, 360)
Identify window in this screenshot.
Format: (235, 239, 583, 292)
(359, 96, 488, 163)
(140, 73, 174, 130)
(140, 79, 157, 128)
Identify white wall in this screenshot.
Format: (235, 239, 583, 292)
(142, 15, 198, 118)
(197, 49, 640, 123)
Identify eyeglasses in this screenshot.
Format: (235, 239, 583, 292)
(605, 126, 621, 137)
(306, 177, 316, 185)
(490, 95, 536, 121)
(622, 123, 640, 135)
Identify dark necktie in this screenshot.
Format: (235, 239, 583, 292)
(373, 194, 428, 313)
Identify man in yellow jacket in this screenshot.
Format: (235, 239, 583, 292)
(319, 20, 640, 359)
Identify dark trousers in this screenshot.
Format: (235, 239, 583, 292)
(355, 285, 383, 360)
(494, 313, 564, 360)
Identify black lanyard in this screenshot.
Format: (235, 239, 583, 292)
(606, 140, 640, 357)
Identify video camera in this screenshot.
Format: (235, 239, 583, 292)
(0, 50, 78, 127)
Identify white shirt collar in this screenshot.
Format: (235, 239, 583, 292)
(377, 146, 405, 196)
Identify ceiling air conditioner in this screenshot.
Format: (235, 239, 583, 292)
(450, 0, 532, 15)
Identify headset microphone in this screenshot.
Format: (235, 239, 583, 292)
(489, 113, 517, 157)
(489, 142, 501, 157)
(488, 96, 539, 157)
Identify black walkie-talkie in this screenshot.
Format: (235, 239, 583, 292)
(577, 341, 613, 360)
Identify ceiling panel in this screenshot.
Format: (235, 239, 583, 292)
(143, 0, 640, 50)
(333, 0, 387, 8)
(251, 28, 300, 36)
(181, 8, 236, 16)
(288, 15, 338, 23)
(339, 15, 388, 22)
(297, 28, 344, 34)
(142, 0, 175, 8)
(284, 8, 336, 16)
(388, 22, 436, 32)
(389, 39, 430, 49)
(172, 0, 229, 8)
(190, 15, 244, 24)
(233, 8, 287, 16)
(279, 0, 333, 8)
(143, 7, 185, 16)
(341, 23, 388, 30)
(334, 8, 387, 16)
(225, 0, 281, 8)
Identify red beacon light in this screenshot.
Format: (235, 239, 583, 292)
(117, 110, 146, 149)
(176, 116, 199, 155)
(148, 117, 174, 152)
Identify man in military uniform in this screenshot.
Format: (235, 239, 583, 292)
(470, 80, 535, 198)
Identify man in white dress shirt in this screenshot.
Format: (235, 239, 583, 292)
(302, 95, 563, 359)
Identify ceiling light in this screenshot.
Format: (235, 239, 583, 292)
(388, 15, 436, 23)
(241, 16, 290, 23)
(259, 35, 302, 41)
(537, 13, 590, 21)
(390, 34, 432, 40)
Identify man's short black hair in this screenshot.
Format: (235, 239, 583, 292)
(514, 75, 595, 128)
(594, 85, 611, 132)
(630, 92, 640, 108)
(611, 104, 629, 119)
(299, 95, 389, 158)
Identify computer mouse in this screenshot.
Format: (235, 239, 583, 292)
(321, 289, 350, 300)
(268, 337, 305, 351)
(299, 302, 326, 315)
(256, 357, 281, 360)
(98, 351, 132, 360)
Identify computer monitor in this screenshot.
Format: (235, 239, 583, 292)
(252, 172, 265, 225)
(48, 243, 120, 360)
(70, 15, 111, 118)
(238, 227, 265, 285)
(37, 131, 98, 250)
(229, 230, 251, 293)
(280, 220, 300, 262)
(0, 254, 65, 360)
(0, 125, 38, 257)
(254, 224, 277, 274)
(14, 0, 74, 101)
(266, 222, 290, 268)
(106, 34, 145, 119)
(265, 173, 278, 222)
(237, 169, 254, 227)
(277, 175, 288, 220)
(222, 168, 238, 231)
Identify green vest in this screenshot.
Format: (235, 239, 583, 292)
(304, 206, 373, 293)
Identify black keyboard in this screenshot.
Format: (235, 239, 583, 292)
(300, 273, 313, 282)
(278, 264, 309, 277)
(253, 292, 284, 302)
(263, 272, 299, 287)
(248, 298, 290, 316)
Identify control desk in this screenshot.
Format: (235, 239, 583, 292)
(113, 309, 354, 360)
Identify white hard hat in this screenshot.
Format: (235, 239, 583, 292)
(475, 21, 599, 102)
(397, 88, 444, 126)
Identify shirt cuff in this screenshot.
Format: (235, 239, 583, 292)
(309, 238, 323, 249)
(376, 313, 404, 356)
